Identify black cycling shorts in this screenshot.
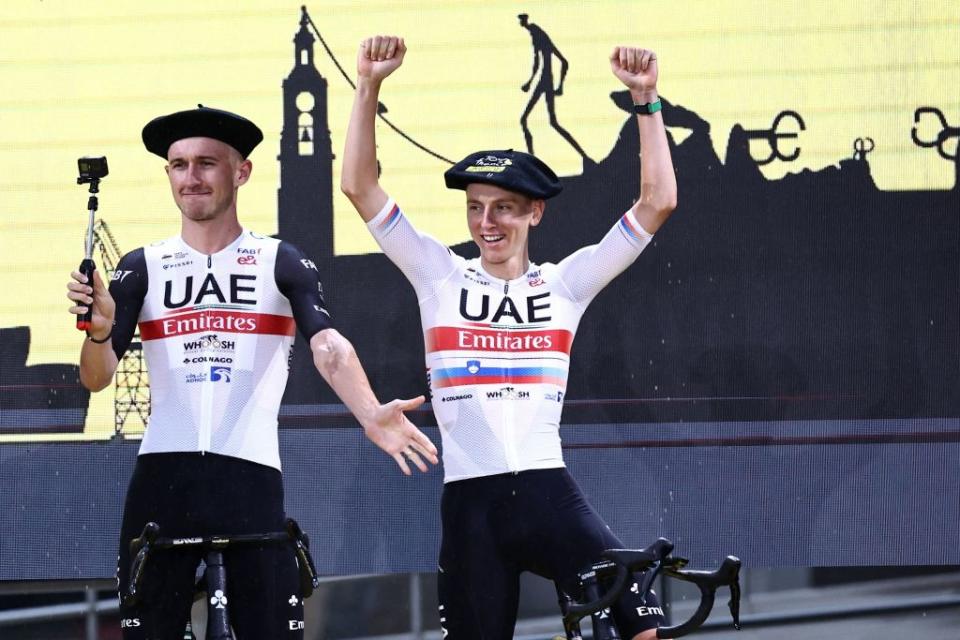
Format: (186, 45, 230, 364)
(116, 452, 304, 639)
(437, 468, 664, 639)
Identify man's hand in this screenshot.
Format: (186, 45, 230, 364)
(610, 46, 658, 97)
(363, 395, 439, 476)
(67, 268, 115, 340)
(357, 35, 406, 83)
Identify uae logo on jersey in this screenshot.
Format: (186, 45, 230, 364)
(210, 366, 232, 382)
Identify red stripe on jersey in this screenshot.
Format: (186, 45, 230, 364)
(139, 310, 295, 340)
(426, 326, 573, 354)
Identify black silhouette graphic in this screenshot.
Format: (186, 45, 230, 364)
(852, 137, 874, 160)
(272, 10, 958, 429)
(912, 106, 959, 160)
(0, 327, 89, 434)
(300, 8, 453, 164)
(517, 13, 590, 163)
(8, 7, 958, 439)
(741, 110, 806, 165)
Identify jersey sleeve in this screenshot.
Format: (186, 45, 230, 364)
(554, 208, 654, 307)
(108, 248, 147, 360)
(274, 241, 334, 342)
(365, 197, 458, 301)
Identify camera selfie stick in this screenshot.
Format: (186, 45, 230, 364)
(75, 156, 108, 331)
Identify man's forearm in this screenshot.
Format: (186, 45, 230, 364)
(310, 329, 380, 428)
(632, 88, 677, 234)
(79, 340, 119, 392)
(341, 79, 389, 220)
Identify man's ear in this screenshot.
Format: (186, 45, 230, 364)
(235, 159, 253, 186)
(529, 199, 545, 226)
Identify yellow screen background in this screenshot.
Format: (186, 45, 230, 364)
(1, 1, 957, 442)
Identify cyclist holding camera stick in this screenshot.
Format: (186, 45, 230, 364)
(66, 106, 437, 639)
(342, 36, 676, 640)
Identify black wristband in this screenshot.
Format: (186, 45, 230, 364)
(633, 99, 662, 115)
(87, 328, 113, 344)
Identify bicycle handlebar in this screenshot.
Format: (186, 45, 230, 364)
(123, 519, 320, 608)
(560, 538, 741, 639)
(562, 538, 674, 624)
(656, 555, 741, 638)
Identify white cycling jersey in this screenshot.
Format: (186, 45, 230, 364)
(108, 230, 331, 470)
(367, 198, 653, 482)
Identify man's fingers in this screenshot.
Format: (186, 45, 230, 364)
(392, 452, 412, 476)
(67, 283, 93, 305)
(92, 269, 107, 291)
(68, 304, 88, 315)
(378, 36, 391, 60)
(610, 46, 622, 66)
(640, 49, 654, 71)
(404, 447, 428, 473)
(395, 395, 425, 412)
(413, 430, 438, 458)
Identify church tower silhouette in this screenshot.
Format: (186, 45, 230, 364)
(277, 6, 334, 264)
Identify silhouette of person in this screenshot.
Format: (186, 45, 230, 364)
(518, 13, 590, 162)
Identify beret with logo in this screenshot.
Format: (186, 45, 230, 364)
(444, 149, 562, 199)
(142, 104, 263, 159)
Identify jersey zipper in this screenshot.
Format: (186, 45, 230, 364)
(198, 252, 214, 454)
(503, 277, 519, 470)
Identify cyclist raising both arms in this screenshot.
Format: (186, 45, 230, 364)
(342, 36, 676, 640)
(66, 106, 437, 639)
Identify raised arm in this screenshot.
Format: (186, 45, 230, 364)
(610, 46, 677, 233)
(341, 35, 407, 221)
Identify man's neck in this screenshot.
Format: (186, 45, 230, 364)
(180, 212, 243, 255)
(481, 255, 530, 282)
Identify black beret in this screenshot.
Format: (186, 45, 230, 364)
(444, 149, 562, 199)
(142, 104, 263, 159)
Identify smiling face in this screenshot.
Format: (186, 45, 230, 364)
(165, 137, 250, 222)
(465, 182, 544, 280)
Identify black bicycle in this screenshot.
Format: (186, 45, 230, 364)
(556, 537, 741, 639)
(123, 518, 320, 640)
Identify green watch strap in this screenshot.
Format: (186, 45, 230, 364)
(632, 99, 662, 115)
